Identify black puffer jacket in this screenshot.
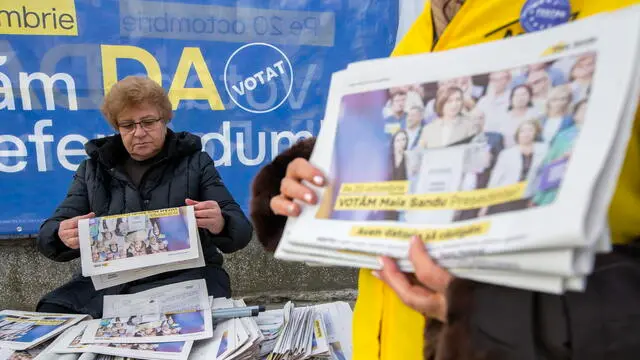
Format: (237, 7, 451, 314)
(36, 129, 253, 318)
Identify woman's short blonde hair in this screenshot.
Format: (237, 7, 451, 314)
(100, 76, 173, 129)
(514, 119, 542, 144)
(546, 84, 573, 112)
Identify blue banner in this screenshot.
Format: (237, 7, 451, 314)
(0, 0, 399, 237)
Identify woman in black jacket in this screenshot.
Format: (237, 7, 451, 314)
(36, 76, 253, 318)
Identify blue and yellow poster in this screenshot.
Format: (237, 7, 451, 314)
(0, 0, 400, 237)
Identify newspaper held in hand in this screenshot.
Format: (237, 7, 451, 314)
(89, 233, 206, 291)
(78, 206, 200, 277)
(277, 5, 640, 294)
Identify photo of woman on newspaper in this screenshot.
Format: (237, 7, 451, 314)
(326, 51, 596, 224)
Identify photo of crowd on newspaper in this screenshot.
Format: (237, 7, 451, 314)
(88, 209, 191, 264)
(66, 330, 186, 353)
(92, 312, 205, 340)
(104, 341, 186, 352)
(328, 51, 596, 223)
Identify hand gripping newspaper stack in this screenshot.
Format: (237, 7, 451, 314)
(77, 206, 206, 290)
(0, 280, 354, 360)
(276, 5, 640, 294)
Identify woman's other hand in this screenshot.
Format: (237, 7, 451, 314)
(58, 212, 96, 249)
(375, 236, 453, 322)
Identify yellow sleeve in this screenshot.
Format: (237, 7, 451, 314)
(391, 1, 434, 57)
(589, 0, 640, 245)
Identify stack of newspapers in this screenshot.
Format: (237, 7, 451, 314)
(276, 5, 640, 294)
(77, 207, 205, 291)
(0, 280, 354, 360)
(255, 302, 353, 360)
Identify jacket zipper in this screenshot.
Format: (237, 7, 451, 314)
(137, 157, 169, 210)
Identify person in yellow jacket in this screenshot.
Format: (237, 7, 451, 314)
(249, 1, 640, 359)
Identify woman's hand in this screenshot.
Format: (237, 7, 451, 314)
(374, 236, 453, 322)
(270, 158, 326, 217)
(58, 212, 96, 249)
(186, 199, 225, 234)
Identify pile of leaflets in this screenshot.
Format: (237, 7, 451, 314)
(188, 297, 264, 360)
(276, 6, 640, 294)
(255, 302, 352, 360)
(0, 280, 353, 360)
(78, 207, 205, 291)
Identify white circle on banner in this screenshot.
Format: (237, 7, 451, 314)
(223, 42, 294, 114)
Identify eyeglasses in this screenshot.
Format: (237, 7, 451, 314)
(118, 118, 163, 134)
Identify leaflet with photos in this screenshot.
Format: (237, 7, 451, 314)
(90, 236, 206, 291)
(79, 206, 200, 277)
(80, 280, 213, 344)
(50, 322, 192, 360)
(285, 6, 640, 261)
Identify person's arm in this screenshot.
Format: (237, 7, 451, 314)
(249, 137, 317, 251)
(37, 160, 91, 262)
(196, 152, 253, 254)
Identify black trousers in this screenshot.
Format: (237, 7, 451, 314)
(468, 244, 640, 360)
